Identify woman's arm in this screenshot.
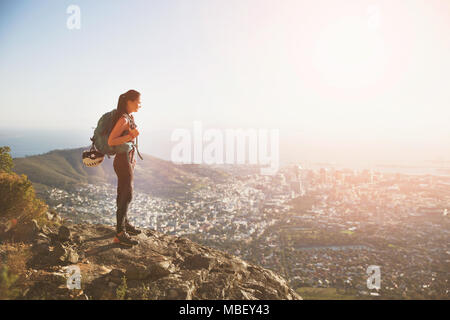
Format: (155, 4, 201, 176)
(108, 117, 134, 146)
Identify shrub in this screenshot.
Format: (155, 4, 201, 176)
(116, 276, 128, 300)
(0, 146, 14, 173)
(0, 172, 48, 222)
(0, 243, 31, 299)
(0, 265, 19, 299)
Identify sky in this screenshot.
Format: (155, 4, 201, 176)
(0, 0, 449, 166)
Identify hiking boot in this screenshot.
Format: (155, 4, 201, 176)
(125, 223, 142, 236)
(113, 231, 139, 247)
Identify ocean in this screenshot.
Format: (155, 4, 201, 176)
(2, 128, 449, 177)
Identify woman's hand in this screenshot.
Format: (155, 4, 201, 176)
(108, 117, 139, 146)
(129, 128, 140, 139)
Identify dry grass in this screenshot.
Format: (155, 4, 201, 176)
(0, 242, 32, 299)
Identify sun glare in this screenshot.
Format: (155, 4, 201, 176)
(313, 16, 387, 89)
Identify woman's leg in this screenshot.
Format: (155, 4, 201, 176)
(124, 158, 136, 228)
(113, 153, 133, 234)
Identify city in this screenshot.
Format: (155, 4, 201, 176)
(43, 165, 450, 299)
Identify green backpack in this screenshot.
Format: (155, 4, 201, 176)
(89, 109, 143, 161)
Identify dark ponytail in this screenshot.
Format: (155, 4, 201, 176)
(113, 89, 140, 126)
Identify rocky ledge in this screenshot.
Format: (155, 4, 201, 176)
(1, 220, 301, 300)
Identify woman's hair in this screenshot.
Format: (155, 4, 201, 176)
(113, 89, 140, 126)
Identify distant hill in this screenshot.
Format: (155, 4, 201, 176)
(13, 147, 229, 198)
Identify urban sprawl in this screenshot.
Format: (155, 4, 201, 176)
(45, 165, 450, 299)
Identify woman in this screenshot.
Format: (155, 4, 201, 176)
(108, 89, 142, 246)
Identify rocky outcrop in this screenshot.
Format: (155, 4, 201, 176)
(1, 222, 301, 300)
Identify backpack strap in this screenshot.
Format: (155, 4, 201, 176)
(122, 113, 143, 161)
(135, 136, 144, 160)
(89, 137, 96, 151)
(122, 113, 135, 129)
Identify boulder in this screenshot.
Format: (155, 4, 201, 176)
(126, 264, 151, 280)
(43, 272, 68, 287)
(46, 212, 54, 221)
(58, 226, 72, 242)
(183, 254, 215, 270)
(165, 285, 193, 300)
(33, 243, 51, 256)
(35, 233, 50, 245)
(109, 269, 125, 284)
(66, 248, 79, 264)
(147, 260, 172, 280)
(19, 222, 301, 300)
(11, 219, 41, 242)
(73, 234, 83, 244)
(52, 243, 68, 263)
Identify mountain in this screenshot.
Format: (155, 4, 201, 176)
(0, 219, 301, 300)
(12, 147, 229, 198)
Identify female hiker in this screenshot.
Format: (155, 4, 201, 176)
(108, 89, 142, 246)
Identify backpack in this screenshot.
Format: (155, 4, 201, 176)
(88, 109, 143, 162)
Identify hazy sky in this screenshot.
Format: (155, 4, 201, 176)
(1, 0, 449, 165)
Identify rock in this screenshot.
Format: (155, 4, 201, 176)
(35, 232, 50, 244)
(196, 281, 224, 299)
(99, 266, 111, 274)
(41, 225, 52, 234)
(19, 222, 301, 300)
(46, 212, 54, 221)
(109, 269, 125, 284)
(147, 260, 172, 280)
(48, 272, 68, 286)
(165, 285, 193, 300)
(13, 219, 41, 241)
(51, 242, 69, 264)
(54, 242, 67, 257)
(30, 219, 41, 233)
(2, 218, 17, 233)
(183, 254, 214, 270)
(175, 237, 191, 244)
(126, 264, 151, 280)
(239, 289, 257, 300)
(73, 234, 83, 244)
(166, 289, 178, 299)
(22, 288, 30, 297)
(110, 269, 124, 278)
(58, 226, 71, 242)
(35, 238, 48, 245)
(244, 283, 279, 299)
(37, 232, 49, 239)
(220, 260, 248, 275)
(33, 243, 51, 256)
(66, 248, 79, 264)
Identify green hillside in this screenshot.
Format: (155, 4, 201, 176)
(13, 147, 229, 198)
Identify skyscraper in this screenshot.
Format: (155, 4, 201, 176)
(319, 168, 329, 185)
(296, 164, 306, 196)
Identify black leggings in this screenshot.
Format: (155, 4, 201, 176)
(113, 152, 135, 233)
